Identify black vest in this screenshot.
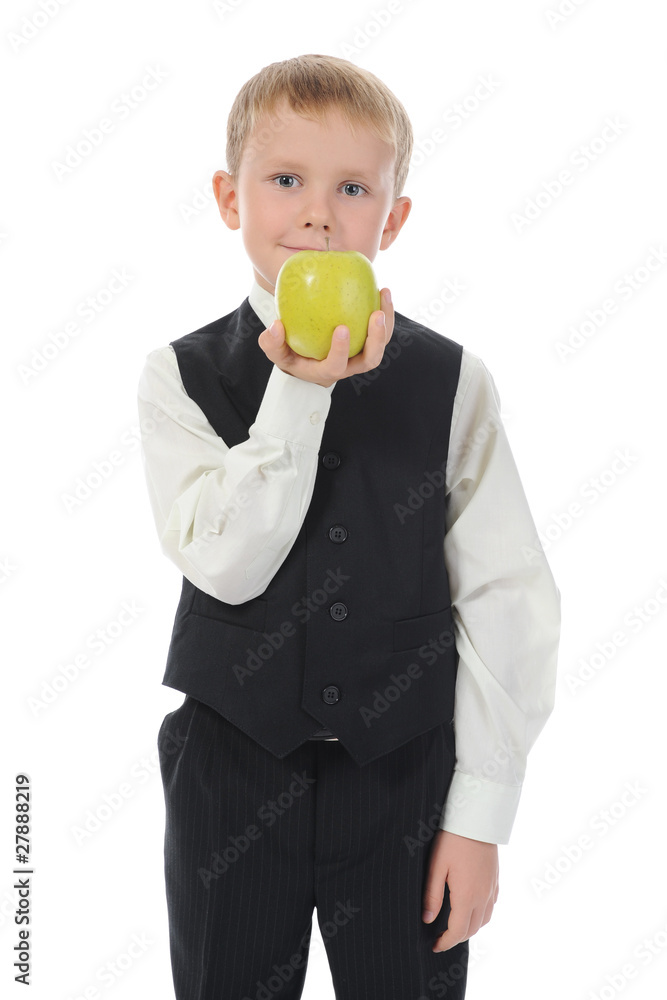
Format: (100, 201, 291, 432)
(163, 297, 463, 766)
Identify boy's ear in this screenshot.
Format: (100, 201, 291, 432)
(379, 195, 412, 250)
(212, 170, 240, 230)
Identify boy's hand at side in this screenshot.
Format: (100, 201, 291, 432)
(258, 288, 394, 388)
(422, 830, 499, 952)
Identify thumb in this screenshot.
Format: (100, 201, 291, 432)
(258, 320, 289, 361)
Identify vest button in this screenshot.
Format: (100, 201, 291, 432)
(322, 685, 340, 704)
(328, 524, 348, 543)
(329, 603, 348, 621)
(322, 452, 341, 470)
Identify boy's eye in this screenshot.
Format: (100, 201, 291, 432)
(272, 175, 366, 196)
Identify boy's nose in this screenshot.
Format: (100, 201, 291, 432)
(304, 222, 331, 235)
(300, 192, 334, 232)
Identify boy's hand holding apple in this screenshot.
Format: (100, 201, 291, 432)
(258, 245, 394, 388)
(258, 290, 393, 388)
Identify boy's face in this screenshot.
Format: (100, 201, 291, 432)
(213, 100, 412, 294)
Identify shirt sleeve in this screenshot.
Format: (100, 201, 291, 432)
(439, 350, 561, 845)
(137, 345, 336, 604)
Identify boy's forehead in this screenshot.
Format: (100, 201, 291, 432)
(252, 98, 349, 134)
(245, 102, 394, 175)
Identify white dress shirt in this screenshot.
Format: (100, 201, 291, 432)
(138, 279, 560, 845)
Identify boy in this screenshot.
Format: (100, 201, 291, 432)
(138, 54, 560, 1000)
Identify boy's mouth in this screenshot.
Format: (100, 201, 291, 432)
(282, 244, 327, 252)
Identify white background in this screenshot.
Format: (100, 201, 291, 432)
(2, 0, 666, 997)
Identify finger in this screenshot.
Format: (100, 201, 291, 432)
(481, 897, 495, 929)
(367, 289, 392, 345)
(354, 309, 387, 370)
(362, 288, 393, 362)
(432, 928, 466, 953)
(365, 289, 392, 352)
(325, 325, 352, 371)
(422, 880, 445, 924)
(431, 909, 472, 953)
(379, 287, 394, 336)
(258, 320, 289, 363)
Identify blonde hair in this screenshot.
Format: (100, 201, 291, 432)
(226, 54, 413, 200)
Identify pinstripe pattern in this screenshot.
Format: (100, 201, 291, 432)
(158, 696, 468, 999)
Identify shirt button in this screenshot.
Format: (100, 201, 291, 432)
(330, 603, 348, 621)
(322, 685, 340, 704)
(309, 411, 320, 424)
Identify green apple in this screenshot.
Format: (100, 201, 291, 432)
(275, 241, 381, 360)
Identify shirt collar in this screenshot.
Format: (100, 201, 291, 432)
(248, 279, 277, 331)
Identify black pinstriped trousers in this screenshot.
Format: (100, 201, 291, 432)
(158, 695, 469, 1000)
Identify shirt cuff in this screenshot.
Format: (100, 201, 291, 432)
(439, 771, 522, 845)
(253, 365, 336, 449)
